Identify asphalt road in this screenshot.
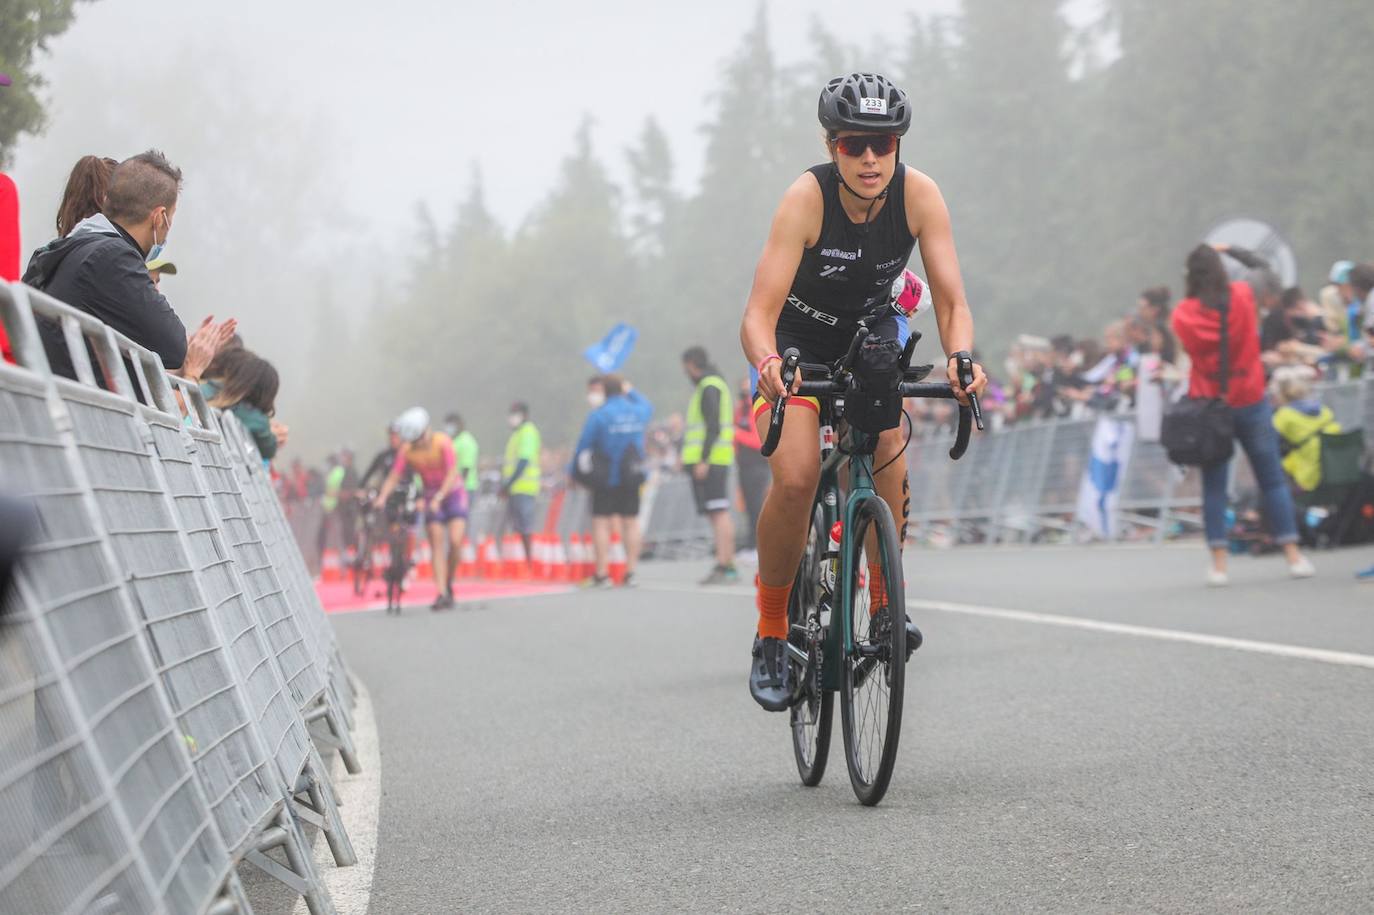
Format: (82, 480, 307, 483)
(327, 545, 1373, 913)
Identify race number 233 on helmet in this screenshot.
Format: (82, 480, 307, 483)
(818, 73, 911, 136)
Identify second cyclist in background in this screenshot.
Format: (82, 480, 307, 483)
(374, 407, 467, 610)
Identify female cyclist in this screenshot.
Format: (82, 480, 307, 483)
(740, 73, 987, 710)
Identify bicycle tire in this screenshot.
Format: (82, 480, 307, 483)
(790, 504, 834, 787)
(839, 495, 905, 806)
(352, 527, 375, 597)
(384, 524, 410, 613)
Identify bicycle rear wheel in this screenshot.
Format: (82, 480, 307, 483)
(384, 524, 410, 613)
(839, 496, 905, 806)
(790, 504, 833, 787)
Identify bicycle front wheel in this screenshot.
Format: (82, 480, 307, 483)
(839, 496, 905, 806)
(790, 504, 833, 787)
(352, 529, 374, 596)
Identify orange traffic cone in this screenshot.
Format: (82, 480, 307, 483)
(582, 532, 598, 579)
(321, 548, 342, 583)
(415, 541, 433, 580)
(458, 538, 477, 579)
(478, 536, 499, 579)
(531, 535, 549, 580)
(550, 536, 570, 581)
(608, 532, 627, 584)
(497, 535, 513, 577)
(511, 536, 531, 580)
(567, 533, 586, 580)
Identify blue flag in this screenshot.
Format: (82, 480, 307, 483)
(583, 323, 638, 373)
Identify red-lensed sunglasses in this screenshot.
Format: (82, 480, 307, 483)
(833, 134, 898, 157)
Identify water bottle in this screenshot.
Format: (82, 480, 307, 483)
(823, 521, 842, 593)
(819, 423, 836, 452)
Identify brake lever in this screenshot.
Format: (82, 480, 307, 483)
(898, 329, 921, 372)
(760, 349, 801, 458)
(955, 352, 985, 431)
(838, 319, 868, 374)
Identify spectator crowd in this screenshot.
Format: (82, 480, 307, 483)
(928, 256, 1374, 437)
(3, 143, 1368, 587)
(3, 150, 290, 461)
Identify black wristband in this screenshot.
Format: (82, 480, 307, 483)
(948, 350, 972, 364)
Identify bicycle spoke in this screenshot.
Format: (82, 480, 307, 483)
(790, 505, 833, 788)
(841, 499, 904, 804)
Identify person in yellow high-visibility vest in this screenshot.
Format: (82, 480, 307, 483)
(680, 346, 738, 585)
(502, 401, 542, 564)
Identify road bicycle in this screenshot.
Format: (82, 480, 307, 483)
(350, 494, 380, 598)
(350, 489, 418, 614)
(760, 318, 981, 805)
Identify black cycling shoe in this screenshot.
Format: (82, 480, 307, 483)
(905, 616, 923, 658)
(749, 636, 793, 712)
(869, 608, 924, 661)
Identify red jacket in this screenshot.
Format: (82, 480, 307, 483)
(1171, 281, 1266, 408)
(0, 173, 17, 363)
(734, 396, 762, 451)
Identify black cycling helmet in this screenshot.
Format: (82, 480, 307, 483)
(818, 73, 911, 137)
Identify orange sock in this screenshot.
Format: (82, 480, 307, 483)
(867, 561, 887, 615)
(757, 581, 792, 640)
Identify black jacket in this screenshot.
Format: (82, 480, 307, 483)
(22, 214, 186, 381)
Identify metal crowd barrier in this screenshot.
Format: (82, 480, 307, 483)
(906, 379, 1373, 544)
(389, 471, 722, 562)
(1, 282, 361, 914)
(638, 471, 719, 559)
(290, 383, 1374, 565)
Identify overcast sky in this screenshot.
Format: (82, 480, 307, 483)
(12, 0, 997, 240)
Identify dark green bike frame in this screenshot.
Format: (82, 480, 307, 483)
(811, 421, 884, 693)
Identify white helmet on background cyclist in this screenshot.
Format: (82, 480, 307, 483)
(393, 407, 430, 444)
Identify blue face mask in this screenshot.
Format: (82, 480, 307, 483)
(146, 210, 171, 263)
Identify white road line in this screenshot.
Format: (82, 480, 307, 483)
(636, 582, 1374, 671)
(908, 598, 1374, 670)
(293, 682, 382, 915)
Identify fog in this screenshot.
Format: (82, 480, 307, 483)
(14, 0, 980, 243)
(10, 0, 973, 444)
(8, 0, 1368, 459)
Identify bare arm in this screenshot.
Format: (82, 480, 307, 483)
(374, 467, 403, 508)
(905, 168, 987, 401)
(740, 174, 823, 403)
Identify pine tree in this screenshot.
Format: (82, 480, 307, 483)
(503, 118, 641, 443)
(664, 2, 786, 387)
(625, 117, 679, 261)
(924, 0, 1080, 357)
(0, 0, 87, 165)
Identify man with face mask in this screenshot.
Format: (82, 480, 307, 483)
(444, 412, 480, 509)
(24, 149, 188, 381)
(501, 402, 542, 564)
